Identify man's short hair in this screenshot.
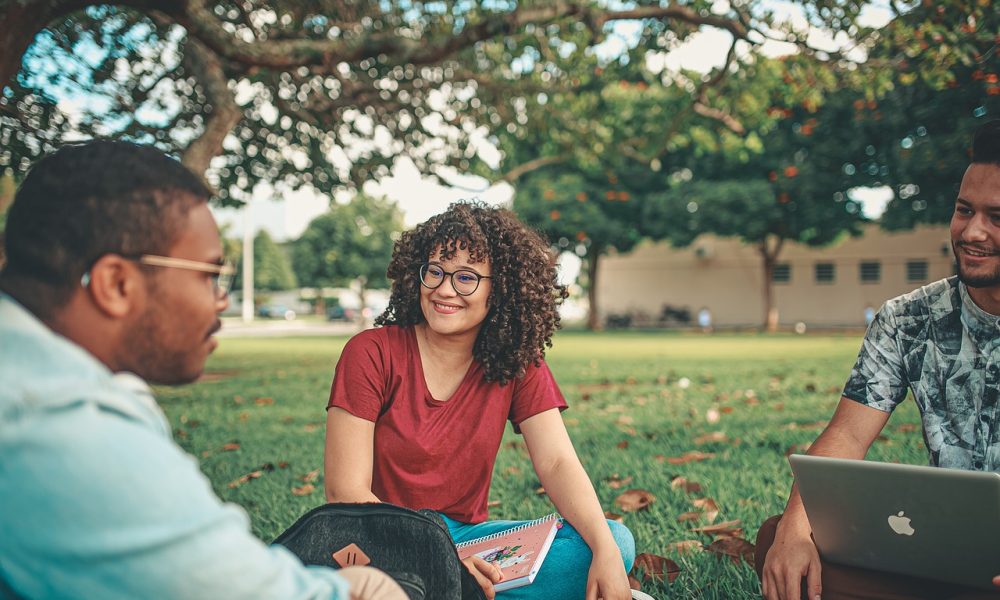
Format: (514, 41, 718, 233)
(1, 140, 210, 314)
(971, 120, 1000, 166)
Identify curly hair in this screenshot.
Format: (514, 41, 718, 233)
(375, 201, 568, 385)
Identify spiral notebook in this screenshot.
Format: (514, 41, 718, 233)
(455, 514, 562, 591)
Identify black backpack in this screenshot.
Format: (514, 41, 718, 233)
(273, 502, 487, 600)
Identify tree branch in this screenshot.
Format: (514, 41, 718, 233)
(499, 155, 566, 183)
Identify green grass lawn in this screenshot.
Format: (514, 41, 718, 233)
(156, 331, 925, 599)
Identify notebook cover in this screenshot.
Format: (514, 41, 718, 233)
(456, 514, 562, 591)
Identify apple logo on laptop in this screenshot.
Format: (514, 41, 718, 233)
(887, 511, 915, 536)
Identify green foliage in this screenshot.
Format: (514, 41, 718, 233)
(291, 194, 403, 290)
(159, 331, 925, 599)
(253, 231, 297, 291)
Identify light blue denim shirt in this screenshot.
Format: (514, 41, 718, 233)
(0, 293, 350, 599)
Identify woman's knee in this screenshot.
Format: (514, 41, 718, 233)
(607, 519, 636, 572)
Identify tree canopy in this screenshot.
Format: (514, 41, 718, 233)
(2, 0, 918, 203)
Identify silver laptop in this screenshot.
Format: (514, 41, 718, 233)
(789, 454, 1000, 590)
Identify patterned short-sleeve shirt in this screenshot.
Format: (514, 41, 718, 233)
(843, 276, 1000, 471)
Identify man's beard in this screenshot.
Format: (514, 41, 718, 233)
(954, 243, 1000, 288)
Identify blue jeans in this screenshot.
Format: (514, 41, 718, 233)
(440, 513, 636, 599)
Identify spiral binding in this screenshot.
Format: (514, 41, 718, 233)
(455, 513, 561, 549)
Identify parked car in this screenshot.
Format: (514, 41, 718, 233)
(258, 304, 296, 320)
(326, 304, 356, 321)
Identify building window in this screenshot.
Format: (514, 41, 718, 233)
(860, 261, 881, 284)
(815, 262, 835, 284)
(907, 260, 928, 282)
(773, 263, 791, 283)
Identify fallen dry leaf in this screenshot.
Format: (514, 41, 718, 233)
(667, 540, 704, 554)
(487, 500, 501, 508)
(630, 552, 681, 584)
(254, 397, 274, 405)
(705, 536, 755, 566)
(300, 468, 320, 483)
(227, 470, 262, 488)
(303, 423, 321, 433)
(694, 431, 727, 445)
(278, 461, 289, 469)
(606, 474, 634, 489)
(616, 440, 630, 449)
(677, 511, 704, 522)
(614, 489, 656, 512)
(291, 483, 315, 496)
(896, 423, 918, 433)
(503, 466, 522, 476)
(671, 476, 703, 494)
(604, 511, 623, 523)
(785, 442, 812, 456)
(535, 486, 547, 496)
(616, 415, 635, 425)
(690, 519, 743, 537)
(221, 442, 240, 452)
(665, 451, 716, 465)
(692, 497, 720, 522)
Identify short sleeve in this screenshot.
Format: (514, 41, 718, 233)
(328, 331, 390, 422)
(509, 360, 568, 432)
(842, 304, 909, 412)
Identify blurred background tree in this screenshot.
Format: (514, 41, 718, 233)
(292, 193, 402, 322)
(228, 230, 297, 293)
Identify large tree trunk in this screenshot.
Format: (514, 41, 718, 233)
(758, 236, 785, 333)
(585, 247, 603, 331)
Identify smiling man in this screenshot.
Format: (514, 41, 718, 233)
(0, 141, 404, 600)
(755, 120, 1000, 600)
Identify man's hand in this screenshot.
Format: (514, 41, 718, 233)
(337, 566, 408, 600)
(761, 523, 822, 600)
(461, 555, 503, 599)
(584, 548, 632, 600)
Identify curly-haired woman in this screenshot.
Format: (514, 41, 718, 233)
(323, 202, 636, 599)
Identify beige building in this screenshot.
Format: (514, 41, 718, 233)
(596, 224, 955, 328)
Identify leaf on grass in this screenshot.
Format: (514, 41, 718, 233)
(487, 500, 501, 508)
(677, 511, 704, 522)
(503, 466, 522, 476)
(694, 431, 727, 445)
(670, 476, 702, 494)
(254, 397, 274, 405)
(301, 469, 320, 483)
(720, 406, 734, 414)
(665, 451, 716, 465)
(616, 440, 629, 449)
(605, 474, 634, 489)
(278, 461, 289, 469)
(291, 483, 315, 496)
(604, 511, 623, 523)
(785, 442, 812, 456)
(616, 415, 634, 426)
(690, 519, 742, 537)
(614, 489, 655, 512)
(896, 423, 918, 433)
(692, 498, 720, 522)
(630, 552, 681, 584)
(705, 537, 755, 566)
(227, 470, 262, 488)
(221, 442, 241, 451)
(667, 540, 704, 554)
(771, 402, 785, 411)
(535, 486, 546, 496)
(303, 423, 321, 433)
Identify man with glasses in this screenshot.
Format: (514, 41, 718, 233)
(0, 140, 404, 599)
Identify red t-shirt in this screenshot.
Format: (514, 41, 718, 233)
(327, 325, 567, 523)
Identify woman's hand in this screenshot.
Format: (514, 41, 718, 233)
(585, 548, 632, 600)
(461, 556, 503, 599)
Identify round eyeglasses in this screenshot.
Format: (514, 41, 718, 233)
(419, 262, 492, 296)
